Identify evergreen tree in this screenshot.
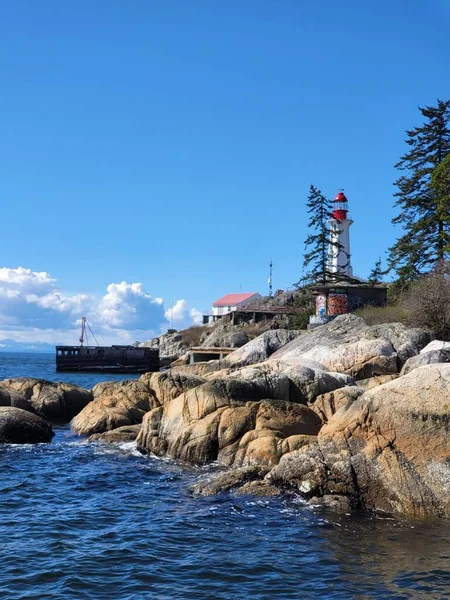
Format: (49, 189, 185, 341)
(389, 99, 450, 282)
(430, 153, 450, 258)
(367, 257, 384, 285)
(300, 185, 347, 286)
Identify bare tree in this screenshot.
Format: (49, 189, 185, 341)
(401, 262, 450, 340)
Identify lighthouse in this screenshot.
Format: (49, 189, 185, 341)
(328, 191, 353, 279)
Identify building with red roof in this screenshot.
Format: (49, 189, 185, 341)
(203, 292, 260, 323)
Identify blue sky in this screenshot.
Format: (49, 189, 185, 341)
(0, 0, 449, 343)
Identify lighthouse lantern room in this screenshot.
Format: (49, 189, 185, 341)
(328, 190, 353, 278)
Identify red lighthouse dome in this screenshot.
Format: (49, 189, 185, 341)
(332, 191, 348, 220)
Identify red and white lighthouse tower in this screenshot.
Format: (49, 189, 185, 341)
(328, 191, 353, 278)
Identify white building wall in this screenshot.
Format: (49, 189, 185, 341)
(211, 294, 261, 316)
(212, 305, 236, 316)
(328, 218, 353, 277)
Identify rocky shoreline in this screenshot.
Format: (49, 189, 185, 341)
(2, 314, 450, 518)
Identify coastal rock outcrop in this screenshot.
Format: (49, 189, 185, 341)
(0, 406, 54, 444)
(224, 329, 301, 367)
(420, 340, 450, 353)
(190, 466, 271, 496)
(308, 385, 364, 423)
(267, 363, 450, 518)
(89, 424, 142, 443)
(269, 315, 431, 378)
(138, 332, 189, 366)
(136, 366, 323, 466)
(0, 385, 36, 414)
(400, 340, 450, 375)
(71, 379, 158, 436)
(137, 354, 353, 466)
(140, 370, 206, 405)
(200, 323, 249, 349)
(1, 378, 92, 422)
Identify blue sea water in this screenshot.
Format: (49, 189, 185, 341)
(1, 352, 450, 599)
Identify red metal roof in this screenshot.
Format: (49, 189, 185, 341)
(334, 191, 348, 202)
(212, 293, 258, 307)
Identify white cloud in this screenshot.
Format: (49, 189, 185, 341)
(189, 308, 203, 325)
(0, 267, 55, 289)
(164, 299, 188, 324)
(0, 267, 203, 345)
(96, 282, 165, 329)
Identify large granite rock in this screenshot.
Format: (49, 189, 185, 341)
(0, 385, 36, 414)
(268, 364, 450, 518)
(200, 324, 249, 349)
(366, 322, 432, 367)
(140, 370, 205, 405)
(420, 340, 450, 353)
(254, 359, 354, 403)
(0, 378, 92, 422)
(138, 332, 189, 366)
(309, 386, 364, 423)
(89, 424, 142, 444)
(136, 368, 322, 466)
(269, 315, 431, 378)
(71, 379, 158, 436)
(401, 348, 450, 375)
(190, 466, 271, 496)
(137, 353, 353, 466)
(0, 406, 54, 444)
(225, 329, 301, 367)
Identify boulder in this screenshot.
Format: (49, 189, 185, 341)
(1, 378, 92, 422)
(0, 385, 36, 414)
(137, 368, 321, 466)
(71, 379, 158, 436)
(365, 322, 432, 367)
(420, 340, 450, 353)
(270, 315, 397, 378)
(234, 480, 282, 497)
(258, 359, 354, 403)
(268, 364, 450, 518)
(355, 374, 399, 389)
(268, 315, 430, 378)
(309, 386, 364, 423)
(89, 424, 141, 443)
(225, 329, 301, 367)
(138, 332, 190, 366)
(190, 466, 270, 496)
(137, 354, 352, 466)
(139, 370, 205, 405)
(401, 348, 450, 375)
(0, 407, 54, 444)
(200, 324, 249, 349)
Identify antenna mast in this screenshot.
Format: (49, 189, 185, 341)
(268, 259, 273, 297)
(79, 316, 87, 347)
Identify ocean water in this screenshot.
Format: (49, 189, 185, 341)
(1, 353, 450, 599)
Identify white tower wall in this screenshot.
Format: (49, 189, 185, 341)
(328, 217, 353, 277)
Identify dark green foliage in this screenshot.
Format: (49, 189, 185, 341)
(286, 287, 315, 330)
(367, 258, 385, 285)
(389, 99, 450, 282)
(298, 184, 347, 286)
(288, 309, 315, 330)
